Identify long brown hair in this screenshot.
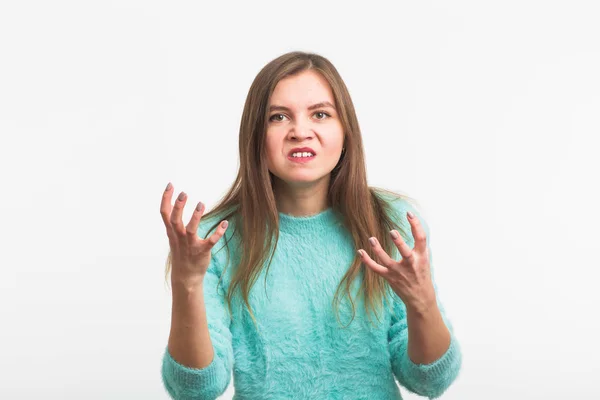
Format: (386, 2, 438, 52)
(164, 51, 421, 329)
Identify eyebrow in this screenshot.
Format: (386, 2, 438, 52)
(268, 101, 336, 113)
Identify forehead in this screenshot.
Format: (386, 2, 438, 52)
(270, 70, 334, 106)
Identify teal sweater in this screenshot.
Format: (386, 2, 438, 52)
(161, 197, 462, 399)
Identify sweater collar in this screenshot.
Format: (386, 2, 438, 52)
(278, 207, 343, 234)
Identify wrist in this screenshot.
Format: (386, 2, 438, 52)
(171, 274, 205, 291)
(406, 296, 438, 318)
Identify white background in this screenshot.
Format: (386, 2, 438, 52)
(1, 1, 599, 399)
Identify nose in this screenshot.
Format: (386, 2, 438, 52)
(288, 120, 314, 141)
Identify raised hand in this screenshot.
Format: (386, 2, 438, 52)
(357, 211, 436, 314)
(160, 182, 228, 286)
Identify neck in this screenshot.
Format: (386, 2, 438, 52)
(273, 174, 331, 217)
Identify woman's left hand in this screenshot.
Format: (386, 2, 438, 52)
(358, 211, 437, 313)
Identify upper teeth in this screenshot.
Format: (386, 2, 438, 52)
(291, 152, 314, 157)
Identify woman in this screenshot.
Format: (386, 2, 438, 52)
(160, 51, 462, 399)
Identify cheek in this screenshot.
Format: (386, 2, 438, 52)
(323, 135, 345, 153)
(324, 124, 344, 146)
(264, 140, 281, 168)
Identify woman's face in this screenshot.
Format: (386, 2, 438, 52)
(265, 70, 344, 188)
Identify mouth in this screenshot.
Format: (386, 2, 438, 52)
(287, 147, 317, 164)
(287, 152, 316, 163)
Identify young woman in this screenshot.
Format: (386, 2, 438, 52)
(159, 51, 462, 399)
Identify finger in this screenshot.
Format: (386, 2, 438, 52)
(204, 220, 229, 249)
(160, 182, 174, 232)
(407, 211, 427, 254)
(185, 201, 206, 242)
(388, 229, 414, 261)
(357, 249, 389, 277)
(170, 191, 188, 236)
(368, 237, 396, 267)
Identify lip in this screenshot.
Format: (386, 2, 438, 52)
(287, 147, 316, 157)
(287, 153, 316, 163)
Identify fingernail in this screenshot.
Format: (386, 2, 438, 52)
(178, 192, 186, 201)
(221, 220, 228, 229)
(165, 182, 172, 191)
(390, 230, 399, 239)
(369, 237, 377, 247)
(407, 211, 415, 219)
(357, 249, 364, 257)
(196, 202, 204, 212)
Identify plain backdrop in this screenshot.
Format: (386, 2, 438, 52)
(2, 1, 599, 399)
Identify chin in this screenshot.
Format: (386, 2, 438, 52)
(286, 172, 330, 184)
(270, 166, 332, 185)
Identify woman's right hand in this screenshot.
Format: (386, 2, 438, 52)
(160, 182, 229, 285)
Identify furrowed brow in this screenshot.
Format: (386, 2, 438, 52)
(269, 101, 336, 112)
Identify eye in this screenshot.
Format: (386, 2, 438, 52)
(314, 111, 331, 120)
(269, 113, 287, 122)
(268, 111, 331, 122)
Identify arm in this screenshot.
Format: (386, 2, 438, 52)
(161, 224, 234, 400)
(388, 200, 462, 398)
(406, 297, 452, 365)
(389, 286, 461, 399)
(167, 281, 215, 370)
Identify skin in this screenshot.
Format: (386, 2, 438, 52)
(265, 69, 344, 217)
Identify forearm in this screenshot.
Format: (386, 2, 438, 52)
(406, 301, 451, 365)
(167, 279, 215, 369)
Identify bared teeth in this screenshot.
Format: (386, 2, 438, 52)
(291, 152, 314, 157)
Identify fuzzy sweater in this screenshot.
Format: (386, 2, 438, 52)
(161, 197, 462, 399)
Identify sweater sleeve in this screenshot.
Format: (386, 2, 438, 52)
(387, 199, 462, 399)
(161, 219, 234, 400)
